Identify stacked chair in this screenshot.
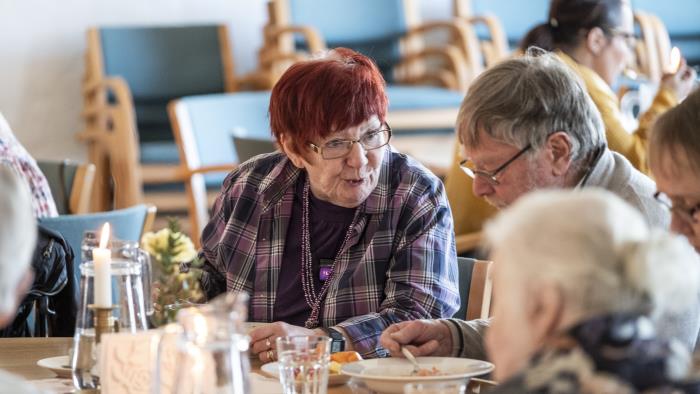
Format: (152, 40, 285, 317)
(78, 24, 269, 212)
(257, 0, 481, 131)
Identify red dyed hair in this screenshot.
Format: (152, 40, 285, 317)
(269, 47, 388, 155)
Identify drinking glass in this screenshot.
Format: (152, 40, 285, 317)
(276, 336, 331, 394)
(403, 381, 467, 394)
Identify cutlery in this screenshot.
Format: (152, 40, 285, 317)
(401, 346, 420, 375)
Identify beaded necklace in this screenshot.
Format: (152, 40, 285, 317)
(301, 178, 359, 329)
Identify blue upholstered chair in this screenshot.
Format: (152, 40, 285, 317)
(37, 160, 96, 215)
(168, 92, 273, 242)
(454, 257, 493, 321)
(260, 0, 479, 132)
(39, 204, 157, 281)
(78, 24, 269, 211)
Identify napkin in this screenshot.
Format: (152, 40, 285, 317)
(250, 372, 283, 394)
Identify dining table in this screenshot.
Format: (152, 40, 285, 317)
(0, 337, 354, 393)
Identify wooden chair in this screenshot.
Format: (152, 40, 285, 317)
(456, 0, 548, 50)
(37, 160, 96, 215)
(78, 24, 269, 212)
(633, 11, 663, 83)
(168, 92, 273, 245)
(454, 257, 493, 321)
(258, 0, 483, 131)
(634, 0, 700, 70)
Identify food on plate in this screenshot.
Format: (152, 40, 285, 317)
(329, 351, 363, 374)
(413, 366, 445, 377)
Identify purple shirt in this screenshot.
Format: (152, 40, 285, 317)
(274, 176, 355, 326)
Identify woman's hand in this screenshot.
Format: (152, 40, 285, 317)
(379, 320, 453, 358)
(661, 58, 697, 101)
(249, 322, 318, 363)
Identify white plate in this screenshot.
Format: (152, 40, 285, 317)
(36, 355, 72, 379)
(260, 361, 351, 386)
(340, 357, 493, 394)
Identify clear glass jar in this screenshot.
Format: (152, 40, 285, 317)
(154, 292, 251, 394)
(71, 239, 152, 391)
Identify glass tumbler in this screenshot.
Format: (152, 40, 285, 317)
(276, 336, 332, 394)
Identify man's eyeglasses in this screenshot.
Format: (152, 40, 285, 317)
(653, 191, 700, 224)
(459, 144, 532, 186)
(308, 124, 392, 160)
(607, 27, 637, 50)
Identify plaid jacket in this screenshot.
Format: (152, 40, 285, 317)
(200, 150, 459, 357)
(0, 112, 57, 218)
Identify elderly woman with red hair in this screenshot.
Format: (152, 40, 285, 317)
(198, 48, 459, 360)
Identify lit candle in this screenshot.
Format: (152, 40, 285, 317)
(669, 46, 681, 73)
(93, 223, 112, 308)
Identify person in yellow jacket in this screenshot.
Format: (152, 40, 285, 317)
(446, 0, 696, 241)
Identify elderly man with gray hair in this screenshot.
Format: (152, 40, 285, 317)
(380, 51, 700, 359)
(455, 50, 666, 226)
(0, 166, 42, 393)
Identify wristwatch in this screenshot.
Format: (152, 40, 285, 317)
(322, 327, 346, 353)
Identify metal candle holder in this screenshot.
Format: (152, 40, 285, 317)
(90, 305, 118, 343)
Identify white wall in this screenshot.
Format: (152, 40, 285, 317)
(0, 0, 450, 161)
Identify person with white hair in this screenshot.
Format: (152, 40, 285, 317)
(381, 190, 700, 392)
(0, 166, 41, 393)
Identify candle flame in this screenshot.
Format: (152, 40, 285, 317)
(99, 223, 110, 249)
(669, 47, 681, 73)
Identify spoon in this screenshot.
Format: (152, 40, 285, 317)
(401, 346, 420, 375)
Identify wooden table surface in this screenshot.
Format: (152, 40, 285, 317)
(0, 337, 353, 393)
(0, 337, 72, 380)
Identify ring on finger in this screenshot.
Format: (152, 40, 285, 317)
(265, 338, 271, 348)
(267, 349, 274, 361)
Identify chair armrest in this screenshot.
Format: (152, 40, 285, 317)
(264, 25, 327, 54)
(455, 231, 482, 254)
(187, 164, 238, 176)
(404, 19, 483, 74)
(396, 45, 470, 90)
(80, 76, 134, 119)
(462, 14, 509, 66)
(236, 70, 277, 90)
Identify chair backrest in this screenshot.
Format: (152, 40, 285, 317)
(38, 205, 154, 282)
(168, 92, 273, 241)
(275, 0, 417, 80)
(37, 160, 96, 215)
(232, 135, 277, 163)
(90, 25, 233, 143)
(455, 257, 494, 321)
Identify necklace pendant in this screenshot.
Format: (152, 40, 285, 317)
(304, 319, 317, 329)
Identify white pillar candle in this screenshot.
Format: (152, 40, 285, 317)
(93, 223, 112, 308)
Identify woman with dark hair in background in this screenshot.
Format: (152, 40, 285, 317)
(520, 0, 696, 174)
